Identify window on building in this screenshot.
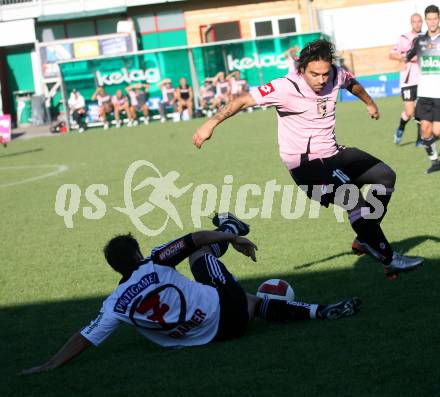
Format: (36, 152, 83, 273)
(156, 10, 185, 30)
(251, 15, 299, 38)
(96, 17, 119, 35)
(37, 15, 124, 43)
(199, 21, 241, 43)
(37, 25, 66, 42)
(66, 21, 96, 38)
(133, 14, 155, 33)
(278, 18, 296, 35)
(255, 21, 273, 37)
(132, 10, 185, 33)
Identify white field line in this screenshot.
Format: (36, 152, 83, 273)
(0, 165, 68, 188)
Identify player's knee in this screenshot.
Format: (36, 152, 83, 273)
(378, 163, 396, 188)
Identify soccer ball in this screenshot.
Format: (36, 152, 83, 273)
(256, 279, 295, 301)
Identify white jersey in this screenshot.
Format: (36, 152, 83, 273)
(68, 93, 85, 111)
(81, 234, 220, 348)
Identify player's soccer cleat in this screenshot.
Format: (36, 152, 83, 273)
(394, 128, 404, 144)
(415, 139, 424, 148)
(383, 252, 424, 279)
(426, 162, 440, 174)
(320, 297, 361, 320)
(351, 237, 385, 262)
(212, 212, 250, 236)
(352, 237, 366, 256)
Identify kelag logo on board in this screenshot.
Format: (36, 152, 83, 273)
(96, 68, 161, 86)
(227, 53, 290, 71)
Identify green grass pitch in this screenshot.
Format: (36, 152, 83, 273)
(1, 96, 439, 396)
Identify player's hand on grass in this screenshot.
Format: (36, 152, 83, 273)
(231, 236, 258, 262)
(193, 124, 215, 148)
(367, 103, 380, 120)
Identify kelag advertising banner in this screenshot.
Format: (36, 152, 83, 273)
(59, 32, 326, 104)
(192, 32, 324, 87)
(60, 48, 192, 101)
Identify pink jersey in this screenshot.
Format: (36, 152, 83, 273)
(128, 90, 138, 106)
(96, 93, 111, 106)
(391, 31, 420, 87)
(112, 95, 128, 107)
(250, 66, 355, 170)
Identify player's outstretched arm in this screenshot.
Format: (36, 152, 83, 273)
(21, 332, 92, 375)
(193, 92, 257, 148)
(192, 231, 257, 261)
(348, 82, 380, 120)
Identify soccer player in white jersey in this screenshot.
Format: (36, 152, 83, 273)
(406, 5, 440, 174)
(389, 13, 423, 145)
(193, 39, 424, 279)
(21, 214, 360, 374)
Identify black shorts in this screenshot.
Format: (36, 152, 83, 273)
(415, 97, 440, 122)
(289, 147, 382, 207)
(191, 253, 248, 341)
(401, 85, 417, 102)
(135, 103, 147, 112)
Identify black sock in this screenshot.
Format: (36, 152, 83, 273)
(257, 298, 321, 321)
(422, 136, 438, 161)
(351, 218, 393, 265)
(398, 117, 409, 131)
(364, 186, 393, 224)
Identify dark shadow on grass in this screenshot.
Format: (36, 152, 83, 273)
(0, 147, 43, 159)
(398, 140, 424, 148)
(11, 132, 26, 140)
(2, 235, 440, 397)
(293, 235, 440, 270)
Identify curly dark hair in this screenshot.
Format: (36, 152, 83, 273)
(103, 233, 142, 275)
(425, 4, 439, 16)
(296, 39, 335, 73)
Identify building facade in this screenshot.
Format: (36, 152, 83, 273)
(0, 0, 434, 120)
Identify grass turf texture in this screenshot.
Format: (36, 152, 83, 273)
(1, 96, 439, 396)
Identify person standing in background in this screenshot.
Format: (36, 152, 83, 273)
(390, 13, 423, 146)
(406, 5, 440, 174)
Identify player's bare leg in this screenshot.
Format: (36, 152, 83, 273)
(100, 106, 109, 130)
(143, 104, 149, 124)
(395, 101, 415, 144)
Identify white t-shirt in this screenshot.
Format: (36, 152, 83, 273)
(80, 234, 220, 348)
(68, 93, 85, 111)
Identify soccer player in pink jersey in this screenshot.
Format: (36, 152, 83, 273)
(389, 13, 423, 145)
(193, 39, 424, 279)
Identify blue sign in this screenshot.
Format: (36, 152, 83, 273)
(341, 74, 400, 101)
